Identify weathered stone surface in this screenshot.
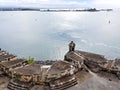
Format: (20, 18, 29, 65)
(1, 48, 120, 90)
(65, 50, 120, 79)
(0, 76, 10, 90)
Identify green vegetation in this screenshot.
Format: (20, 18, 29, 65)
(28, 56, 35, 65)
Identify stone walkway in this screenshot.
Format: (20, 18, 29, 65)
(67, 71, 120, 90)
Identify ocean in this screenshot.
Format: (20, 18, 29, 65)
(0, 11, 120, 60)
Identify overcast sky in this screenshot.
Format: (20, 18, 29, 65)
(0, 0, 120, 8)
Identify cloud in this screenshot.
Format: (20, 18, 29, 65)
(0, 0, 120, 8)
(91, 0, 120, 8)
(0, 0, 88, 5)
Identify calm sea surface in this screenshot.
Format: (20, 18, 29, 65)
(0, 11, 120, 60)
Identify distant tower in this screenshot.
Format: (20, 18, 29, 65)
(69, 41, 75, 52)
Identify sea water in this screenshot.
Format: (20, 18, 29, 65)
(0, 11, 120, 60)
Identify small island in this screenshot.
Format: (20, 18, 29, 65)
(0, 41, 120, 90)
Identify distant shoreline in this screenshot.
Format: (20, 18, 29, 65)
(0, 8, 113, 12)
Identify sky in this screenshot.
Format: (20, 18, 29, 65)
(0, 0, 120, 8)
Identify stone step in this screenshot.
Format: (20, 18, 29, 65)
(51, 81, 77, 90)
(51, 79, 77, 87)
(9, 81, 29, 88)
(50, 79, 77, 90)
(7, 79, 31, 90)
(8, 83, 28, 90)
(8, 85, 20, 90)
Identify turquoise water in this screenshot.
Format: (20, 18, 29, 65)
(0, 11, 120, 60)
